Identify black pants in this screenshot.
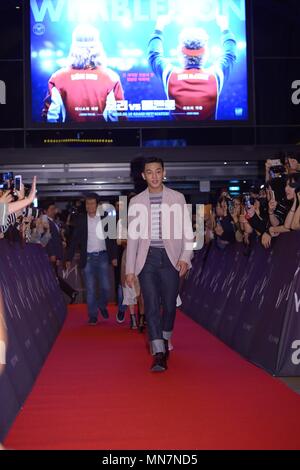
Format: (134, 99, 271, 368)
(139, 247, 179, 347)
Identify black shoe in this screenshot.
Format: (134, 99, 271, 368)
(100, 308, 109, 319)
(130, 313, 137, 329)
(88, 317, 98, 326)
(163, 339, 169, 360)
(151, 352, 167, 372)
(69, 290, 79, 304)
(116, 310, 126, 323)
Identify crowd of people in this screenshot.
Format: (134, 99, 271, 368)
(1, 154, 299, 375)
(202, 155, 300, 251)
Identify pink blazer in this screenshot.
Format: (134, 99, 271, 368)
(126, 185, 194, 276)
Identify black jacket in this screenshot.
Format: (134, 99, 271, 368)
(46, 218, 64, 260)
(66, 214, 117, 268)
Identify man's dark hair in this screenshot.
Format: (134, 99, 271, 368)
(85, 193, 99, 203)
(142, 157, 164, 172)
(130, 156, 147, 194)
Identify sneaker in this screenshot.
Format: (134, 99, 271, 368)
(130, 313, 138, 329)
(100, 308, 109, 319)
(88, 317, 98, 326)
(151, 352, 167, 372)
(116, 310, 126, 323)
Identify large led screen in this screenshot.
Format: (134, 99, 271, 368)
(29, 0, 249, 126)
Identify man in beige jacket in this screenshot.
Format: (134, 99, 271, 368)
(126, 157, 193, 372)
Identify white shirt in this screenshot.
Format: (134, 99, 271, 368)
(87, 214, 106, 253)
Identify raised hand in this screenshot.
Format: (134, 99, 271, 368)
(27, 176, 37, 203)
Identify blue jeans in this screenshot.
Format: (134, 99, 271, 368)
(139, 247, 179, 353)
(83, 252, 110, 320)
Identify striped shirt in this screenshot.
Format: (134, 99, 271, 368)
(0, 207, 34, 234)
(0, 212, 16, 234)
(150, 192, 164, 248)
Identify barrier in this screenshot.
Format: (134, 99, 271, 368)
(181, 233, 300, 376)
(0, 240, 67, 441)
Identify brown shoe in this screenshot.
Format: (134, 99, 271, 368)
(151, 352, 167, 372)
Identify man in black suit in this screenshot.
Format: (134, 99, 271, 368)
(44, 201, 78, 303)
(66, 194, 117, 325)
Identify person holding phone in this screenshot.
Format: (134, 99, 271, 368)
(243, 195, 271, 248)
(266, 186, 280, 228)
(267, 174, 300, 236)
(0, 176, 37, 226)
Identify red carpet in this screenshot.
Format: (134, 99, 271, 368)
(4, 304, 300, 450)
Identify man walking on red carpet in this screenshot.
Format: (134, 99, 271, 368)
(126, 157, 193, 372)
(66, 194, 117, 325)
